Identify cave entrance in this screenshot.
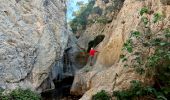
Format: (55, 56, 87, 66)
(42, 76, 81, 100)
(41, 48, 81, 100)
(87, 35, 105, 52)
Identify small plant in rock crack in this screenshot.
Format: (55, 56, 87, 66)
(141, 16, 149, 25)
(131, 31, 141, 38)
(153, 13, 162, 23)
(140, 7, 149, 16)
(123, 39, 133, 53)
(96, 16, 111, 24)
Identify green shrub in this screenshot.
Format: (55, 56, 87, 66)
(91, 7, 103, 15)
(96, 16, 111, 24)
(0, 88, 41, 100)
(123, 39, 133, 53)
(10, 88, 41, 100)
(153, 13, 162, 23)
(70, 0, 95, 34)
(105, 5, 115, 13)
(87, 19, 95, 24)
(0, 88, 10, 100)
(131, 31, 141, 38)
(140, 7, 149, 16)
(92, 90, 111, 100)
(113, 80, 167, 100)
(141, 16, 149, 25)
(120, 7, 170, 99)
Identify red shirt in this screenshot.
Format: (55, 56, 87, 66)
(89, 49, 96, 56)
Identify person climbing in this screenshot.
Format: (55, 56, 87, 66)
(89, 47, 99, 66)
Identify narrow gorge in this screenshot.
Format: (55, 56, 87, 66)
(0, 0, 170, 100)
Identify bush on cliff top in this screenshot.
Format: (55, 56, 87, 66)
(70, 0, 95, 33)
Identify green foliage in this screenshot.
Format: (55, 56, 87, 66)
(0, 88, 10, 100)
(92, 90, 111, 100)
(96, 16, 111, 24)
(164, 28, 170, 33)
(123, 39, 133, 53)
(0, 88, 41, 100)
(135, 67, 145, 75)
(87, 16, 111, 25)
(70, 0, 112, 33)
(70, 0, 95, 33)
(76, 1, 84, 6)
(10, 88, 41, 100)
(113, 80, 167, 100)
(153, 13, 162, 23)
(122, 58, 128, 63)
(131, 31, 141, 38)
(91, 7, 103, 15)
(141, 16, 149, 25)
(87, 19, 95, 25)
(140, 7, 149, 16)
(164, 28, 170, 38)
(121, 7, 170, 99)
(105, 1, 122, 16)
(105, 5, 115, 13)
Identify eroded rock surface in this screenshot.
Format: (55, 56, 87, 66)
(71, 0, 170, 99)
(0, 0, 68, 92)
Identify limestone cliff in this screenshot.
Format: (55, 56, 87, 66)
(0, 0, 68, 92)
(71, 0, 170, 99)
(77, 0, 124, 49)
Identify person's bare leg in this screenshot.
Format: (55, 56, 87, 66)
(90, 56, 93, 66)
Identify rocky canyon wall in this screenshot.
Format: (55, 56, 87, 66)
(71, 0, 170, 99)
(0, 0, 68, 92)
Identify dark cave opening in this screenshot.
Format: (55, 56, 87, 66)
(41, 76, 81, 100)
(87, 35, 105, 52)
(41, 48, 81, 100)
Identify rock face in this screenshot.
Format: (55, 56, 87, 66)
(0, 0, 68, 92)
(71, 0, 170, 99)
(77, 0, 124, 50)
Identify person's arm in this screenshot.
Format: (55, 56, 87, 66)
(95, 50, 100, 53)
